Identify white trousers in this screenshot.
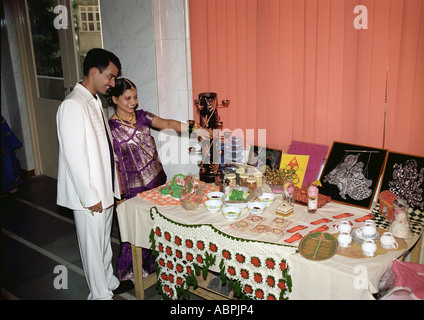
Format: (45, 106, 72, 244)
(73, 206, 120, 300)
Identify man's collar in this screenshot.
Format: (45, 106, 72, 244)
(75, 82, 98, 101)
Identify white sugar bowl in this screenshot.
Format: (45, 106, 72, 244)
(362, 239, 377, 257)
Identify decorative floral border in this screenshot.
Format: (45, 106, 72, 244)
(149, 207, 295, 300)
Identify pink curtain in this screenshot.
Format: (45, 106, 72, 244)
(385, 0, 424, 156)
(189, 0, 424, 156)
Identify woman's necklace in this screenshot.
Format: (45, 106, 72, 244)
(115, 112, 136, 128)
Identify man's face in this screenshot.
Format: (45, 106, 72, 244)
(93, 62, 119, 95)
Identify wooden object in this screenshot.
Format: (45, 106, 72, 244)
(131, 245, 157, 300)
(379, 190, 397, 221)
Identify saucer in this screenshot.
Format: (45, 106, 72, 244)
(352, 227, 380, 244)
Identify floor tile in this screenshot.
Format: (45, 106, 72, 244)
(1, 236, 60, 290)
(2, 197, 76, 247)
(41, 233, 81, 265)
(1, 175, 181, 301)
(13, 267, 90, 300)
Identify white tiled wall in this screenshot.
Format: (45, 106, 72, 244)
(101, 0, 199, 181)
(100, 0, 158, 114)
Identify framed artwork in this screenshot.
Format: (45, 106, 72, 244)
(319, 141, 388, 209)
(279, 153, 310, 187)
(288, 140, 329, 187)
(379, 151, 424, 211)
(246, 145, 283, 170)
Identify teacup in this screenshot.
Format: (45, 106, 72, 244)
(362, 220, 377, 238)
(380, 232, 399, 249)
(362, 239, 377, 257)
(338, 231, 352, 247)
(335, 221, 352, 234)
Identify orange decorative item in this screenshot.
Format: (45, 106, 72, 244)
(379, 190, 398, 221)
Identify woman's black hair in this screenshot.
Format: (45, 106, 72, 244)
(83, 48, 122, 77)
(106, 78, 137, 108)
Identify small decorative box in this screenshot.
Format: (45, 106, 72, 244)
(276, 203, 294, 217)
(379, 190, 397, 221)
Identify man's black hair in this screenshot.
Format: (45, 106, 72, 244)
(83, 48, 122, 77)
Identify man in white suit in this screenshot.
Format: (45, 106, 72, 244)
(56, 48, 125, 299)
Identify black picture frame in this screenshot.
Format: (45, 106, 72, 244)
(379, 151, 424, 211)
(319, 141, 388, 209)
(246, 145, 283, 169)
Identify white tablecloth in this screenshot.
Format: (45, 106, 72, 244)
(117, 187, 421, 300)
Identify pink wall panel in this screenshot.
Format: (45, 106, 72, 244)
(189, 0, 424, 157)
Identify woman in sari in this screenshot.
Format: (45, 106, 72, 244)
(107, 78, 188, 281)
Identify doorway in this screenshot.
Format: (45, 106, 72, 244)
(12, 0, 103, 179)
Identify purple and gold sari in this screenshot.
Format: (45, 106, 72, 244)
(109, 109, 167, 281)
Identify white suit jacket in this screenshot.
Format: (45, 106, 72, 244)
(56, 83, 120, 210)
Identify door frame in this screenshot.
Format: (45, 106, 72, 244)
(11, 0, 80, 178)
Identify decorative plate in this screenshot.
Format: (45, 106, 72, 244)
(298, 232, 338, 261)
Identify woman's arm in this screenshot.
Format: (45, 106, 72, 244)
(151, 116, 188, 133)
(151, 115, 213, 140)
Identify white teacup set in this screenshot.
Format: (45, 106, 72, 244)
(361, 231, 398, 257)
(352, 219, 379, 240)
(357, 220, 379, 256)
(336, 219, 399, 257)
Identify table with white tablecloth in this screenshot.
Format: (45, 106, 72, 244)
(116, 184, 422, 300)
